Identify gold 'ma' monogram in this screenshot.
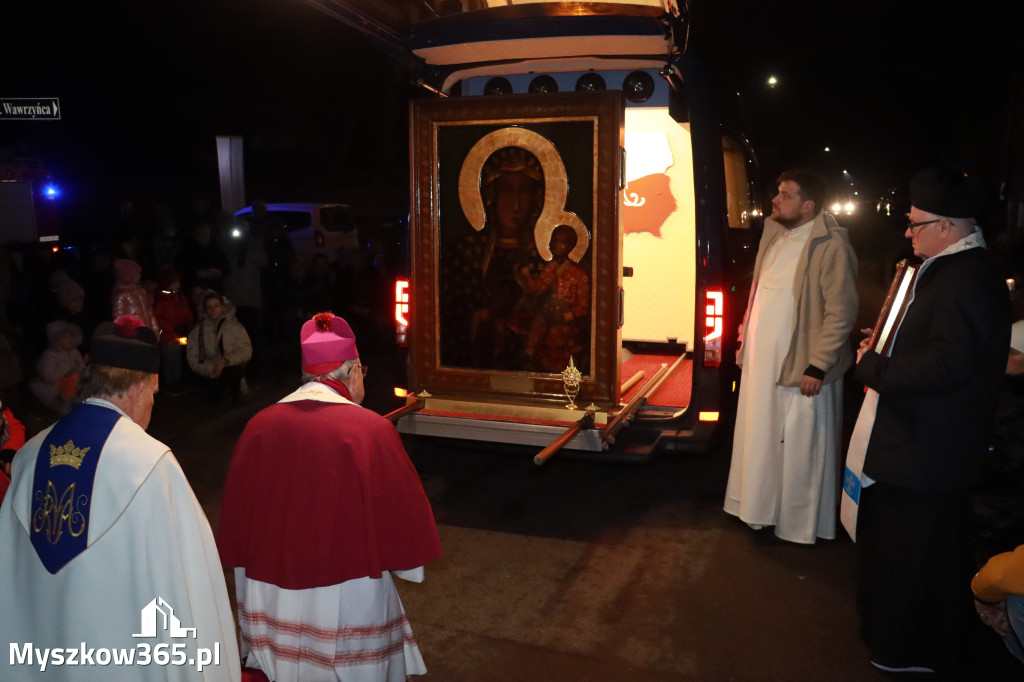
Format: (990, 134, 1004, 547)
(32, 481, 87, 544)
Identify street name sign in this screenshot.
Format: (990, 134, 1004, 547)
(0, 98, 61, 121)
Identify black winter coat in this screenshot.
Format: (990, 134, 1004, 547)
(857, 246, 1011, 490)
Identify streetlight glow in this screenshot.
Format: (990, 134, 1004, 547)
(767, 75, 778, 87)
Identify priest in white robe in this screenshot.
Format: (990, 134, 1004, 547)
(0, 316, 240, 681)
(724, 169, 858, 544)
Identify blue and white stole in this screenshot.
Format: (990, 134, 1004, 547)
(29, 403, 121, 574)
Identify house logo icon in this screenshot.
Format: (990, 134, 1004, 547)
(133, 597, 197, 639)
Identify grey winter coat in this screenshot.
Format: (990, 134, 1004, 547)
(737, 212, 859, 386)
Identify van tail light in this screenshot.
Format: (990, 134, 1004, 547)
(315, 230, 326, 248)
(704, 288, 723, 367)
(394, 278, 410, 347)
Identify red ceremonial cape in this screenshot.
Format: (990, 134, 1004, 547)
(217, 389, 442, 590)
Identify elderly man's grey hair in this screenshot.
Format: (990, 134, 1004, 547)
(78, 365, 154, 400)
(301, 358, 360, 385)
(945, 215, 977, 237)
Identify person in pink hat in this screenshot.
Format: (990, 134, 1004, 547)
(217, 312, 442, 682)
(111, 258, 159, 333)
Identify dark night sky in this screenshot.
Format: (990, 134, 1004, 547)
(688, 0, 1022, 194)
(1, 0, 1021, 228)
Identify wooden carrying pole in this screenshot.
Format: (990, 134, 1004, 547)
(643, 353, 688, 401)
(534, 411, 595, 466)
(602, 354, 685, 447)
(383, 399, 425, 423)
(620, 370, 646, 394)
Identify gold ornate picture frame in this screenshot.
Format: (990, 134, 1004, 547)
(409, 91, 623, 408)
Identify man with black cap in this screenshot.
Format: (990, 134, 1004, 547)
(851, 167, 1011, 675)
(0, 315, 241, 681)
(217, 312, 442, 682)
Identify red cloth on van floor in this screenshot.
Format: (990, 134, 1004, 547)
(620, 354, 692, 408)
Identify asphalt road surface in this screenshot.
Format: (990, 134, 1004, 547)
(139, 353, 1019, 682)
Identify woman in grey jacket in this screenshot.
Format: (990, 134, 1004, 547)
(187, 291, 253, 403)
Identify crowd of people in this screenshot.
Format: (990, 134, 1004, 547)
(0, 200, 397, 418)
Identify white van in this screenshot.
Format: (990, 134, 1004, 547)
(303, 1, 764, 462)
(234, 202, 358, 263)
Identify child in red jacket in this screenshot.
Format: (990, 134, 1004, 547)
(154, 268, 194, 393)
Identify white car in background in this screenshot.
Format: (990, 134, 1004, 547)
(234, 202, 359, 263)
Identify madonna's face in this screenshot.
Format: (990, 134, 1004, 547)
(493, 170, 541, 236)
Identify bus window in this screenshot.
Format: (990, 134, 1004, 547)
(722, 135, 758, 229)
